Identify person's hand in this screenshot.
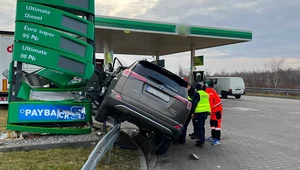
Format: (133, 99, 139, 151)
(208, 112, 212, 116)
(191, 113, 195, 119)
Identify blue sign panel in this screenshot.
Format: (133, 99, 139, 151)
(18, 104, 86, 121)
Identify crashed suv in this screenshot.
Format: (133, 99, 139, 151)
(92, 59, 191, 154)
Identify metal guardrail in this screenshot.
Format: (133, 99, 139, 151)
(246, 87, 300, 93)
(81, 122, 121, 170)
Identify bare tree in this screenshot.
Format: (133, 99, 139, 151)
(213, 58, 300, 89)
(178, 65, 184, 77)
(183, 68, 190, 76)
(264, 58, 286, 88)
(205, 69, 211, 77)
(220, 69, 226, 76)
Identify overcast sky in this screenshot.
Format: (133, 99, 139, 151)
(1, 0, 299, 74)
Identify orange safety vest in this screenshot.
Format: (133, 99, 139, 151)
(205, 87, 223, 119)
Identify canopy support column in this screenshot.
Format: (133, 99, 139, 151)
(155, 51, 160, 65)
(104, 40, 114, 65)
(190, 44, 195, 84)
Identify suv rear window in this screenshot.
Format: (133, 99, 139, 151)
(132, 61, 188, 97)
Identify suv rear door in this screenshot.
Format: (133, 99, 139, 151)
(121, 61, 190, 126)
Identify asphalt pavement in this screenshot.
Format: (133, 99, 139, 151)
(154, 95, 300, 170)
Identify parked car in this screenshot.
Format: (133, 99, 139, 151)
(205, 77, 245, 99)
(94, 59, 191, 154)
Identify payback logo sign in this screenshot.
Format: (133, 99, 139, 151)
(18, 104, 87, 121)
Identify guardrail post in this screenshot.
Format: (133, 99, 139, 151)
(103, 120, 107, 133)
(105, 148, 112, 165)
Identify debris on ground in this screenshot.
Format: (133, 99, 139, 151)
(0, 131, 23, 140)
(189, 153, 199, 160)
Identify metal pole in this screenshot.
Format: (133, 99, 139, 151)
(190, 44, 195, 84)
(87, 14, 95, 65)
(85, 13, 95, 104)
(103, 40, 114, 65)
(8, 62, 15, 102)
(103, 40, 108, 65)
(156, 51, 159, 65)
(14, 62, 23, 101)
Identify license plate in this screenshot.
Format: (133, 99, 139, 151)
(145, 85, 170, 102)
(235, 89, 243, 94)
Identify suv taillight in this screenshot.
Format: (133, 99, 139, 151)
(187, 102, 192, 110)
(113, 92, 122, 100)
(174, 124, 183, 130)
(122, 69, 131, 77)
(175, 95, 192, 110)
(122, 69, 147, 82)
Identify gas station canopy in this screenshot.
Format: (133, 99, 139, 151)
(94, 15, 252, 56)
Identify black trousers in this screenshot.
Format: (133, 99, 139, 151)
(179, 112, 193, 143)
(211, 129, 221, 140)
(193, 112, 208, 144)
(210, 111, 222, 140)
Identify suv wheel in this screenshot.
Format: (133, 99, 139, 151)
(95, 106, 110, 122)
(155, 135, 172, 155)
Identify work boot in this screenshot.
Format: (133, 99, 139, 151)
(188, 133, 196, 137)
(196, 140, 204, 144)
(190, 134, 198, 139)
(178, 140, 185, 144)
(195, 143, 203, 148)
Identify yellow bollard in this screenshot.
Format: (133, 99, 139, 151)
(2, 79, 8, 92)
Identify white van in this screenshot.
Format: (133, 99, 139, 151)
(205, 77, 245, 99)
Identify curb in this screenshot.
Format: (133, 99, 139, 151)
(129, 136, 148, 170)
(0, 140, 98, 152)
(121, 130, 148, 170)
(148, 153, 158, 170)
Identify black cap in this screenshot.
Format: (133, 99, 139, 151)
(195, 83, 202, 91)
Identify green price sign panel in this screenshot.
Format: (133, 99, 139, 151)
(17, 0, 95, 14)
(194, 55, 204, 66)
(13, 41, 94, 79)
(15, 22, 93, 63)
(37, 69, 74, 87)
(16, 2, 94, 40)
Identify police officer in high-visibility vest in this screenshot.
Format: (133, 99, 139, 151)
(178, 83, 195, 144)
(191, 82, 211, 147)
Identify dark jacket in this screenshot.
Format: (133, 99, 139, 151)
(188, 86, 195, 99)
(191, 91, 200, 113)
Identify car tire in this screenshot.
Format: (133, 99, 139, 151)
(221, 91, 228, 99)
(155, 135, 172, 155)
(95, 106, 110, 123)
(235, 95, 241, 99)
